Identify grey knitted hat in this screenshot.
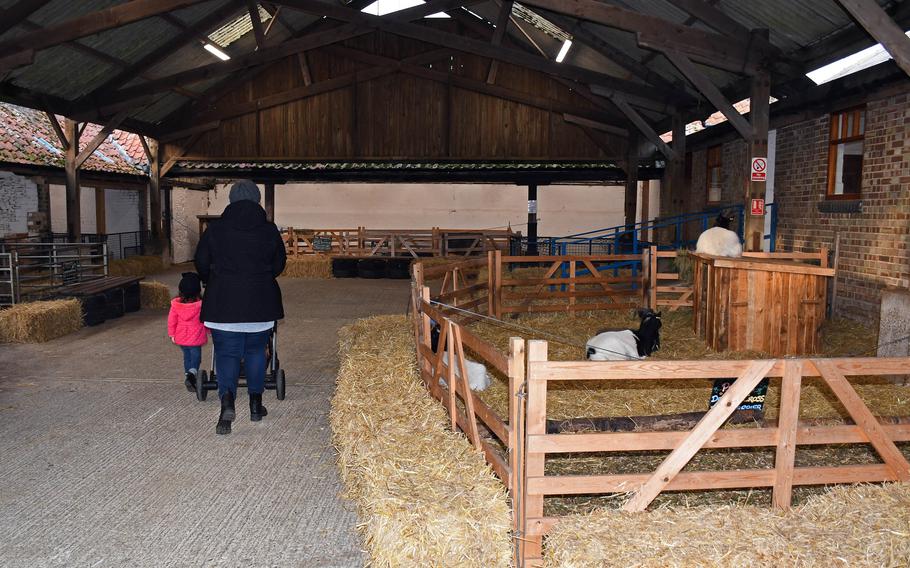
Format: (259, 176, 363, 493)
(228, 179, 261, 203)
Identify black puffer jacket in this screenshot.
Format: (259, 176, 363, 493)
(194, 200, 286, 323)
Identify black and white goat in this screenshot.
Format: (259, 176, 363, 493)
(430, 321, 492, 391)
(585, 308, 662, 361)
(695, 214, 743, 258)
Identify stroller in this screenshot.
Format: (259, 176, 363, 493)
(194, 322, 287, 401)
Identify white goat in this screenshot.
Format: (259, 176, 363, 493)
(695, 214, 743, 258)
(430, 322, 492, 392)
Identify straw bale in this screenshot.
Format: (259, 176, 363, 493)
(140, 281, 172, 310)
(674, 248, 693, 283)
(331, 315, 511, 567)
(281, 256, 332, 279)
(108, 255, 166, 277)
(0, 299, 82, 342)
(545, 483, 910, 568)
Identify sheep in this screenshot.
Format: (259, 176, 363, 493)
(695, 214, 743, 258)
(430, 321, 492, 392)
(585, 308, 662, 361)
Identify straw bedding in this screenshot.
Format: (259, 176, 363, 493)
(0, 299, 83, 342)
(108, 255, 166, 277)
(545, 483, 910, 568)
(331, 315, 511, 567)
(140, 281, 171, 309)
(280, 256, 332, 279)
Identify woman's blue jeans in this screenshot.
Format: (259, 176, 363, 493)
(210, 329, 271, 397)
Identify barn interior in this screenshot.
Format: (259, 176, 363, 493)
(0, 1, 909, 567)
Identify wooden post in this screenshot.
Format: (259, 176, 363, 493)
(264, 182, 275, 222)
(94, 187, 106, 235)
(640, 178, 651, 241)
(487, 251, 495, 316)
(64, 118, 81, 241)
(494, 250, 503, 319)
(148, 139, 163, 251)
(745, 58, 770, 252)
(523, 340, 548, 564)
(667, 113, 685, 220)
(773, 360, 802, 509)
(507, 337, 526, 566)
(569, 259, 576, 316)
(649, 247, 658, 309)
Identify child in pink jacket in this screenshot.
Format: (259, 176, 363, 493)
(168, 272, 208, 391)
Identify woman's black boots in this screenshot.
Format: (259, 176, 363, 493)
(249, 393, 268, 422)
(216, 391, 235, 435)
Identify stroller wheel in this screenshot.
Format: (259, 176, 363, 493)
(276, 369, 286, 400)
(196, 370, 208, 401)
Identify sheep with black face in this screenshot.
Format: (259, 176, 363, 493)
(585, 309, 662, 361)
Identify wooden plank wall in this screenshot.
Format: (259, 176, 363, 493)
(166, 27, 625, 161)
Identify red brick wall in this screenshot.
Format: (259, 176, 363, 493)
(774, 93, 910, 324)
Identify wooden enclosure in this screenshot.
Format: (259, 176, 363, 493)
(647, 248, 693, 311)
(692, 251, 834, 356)
(282, 226, 515, 257)
(410, 255, 910, 568)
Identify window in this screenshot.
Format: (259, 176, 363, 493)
(706, 145, 722, 203)
(827, 107, 865, 199)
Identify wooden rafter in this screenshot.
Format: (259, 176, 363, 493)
(486, 0, 514, 84)
(75, 110, 131, 168)
(0, 0, 52, 36)
(836, 0, 910, 77)
(663, 49, 754, 140)
(44, 111, 69, 150)
(607, 93, 675, 160)
(160, 132, 205, 177)
(0, 0, 205, 58)
(247, 1, 267, 49)
(562, 114, 628, 138)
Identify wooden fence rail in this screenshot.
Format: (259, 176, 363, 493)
(283, 227, 515, 257)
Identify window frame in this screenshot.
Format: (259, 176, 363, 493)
(826, 106, 865, 201)
(706, 145, 723, 205)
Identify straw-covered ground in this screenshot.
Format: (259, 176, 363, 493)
(281, 256, 332, 279)
(139, 280, 171, 309)
(0, 299, 82, 342)
(545, 483, 910, 568)
(331, 315, 512, 567)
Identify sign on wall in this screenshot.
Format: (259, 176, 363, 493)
(751, 157, 768, 182)
(751, 198, 765, 216)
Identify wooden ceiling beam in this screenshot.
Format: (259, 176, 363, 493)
(0, 0, 205, 58)
(608, 93, 675, 160)
(0, 0, 52, 36)
(836, 0, 910, 77)
(247, 1, 267, 49)
(44, 111, 69, 150)
(663, 49, 754, 140)
(562, 113, 629, 137)
(486, 0, 514, 84)
(74, 110, 131, 168)
(83, 1, 245, 101)
(517, 0, 772, 73)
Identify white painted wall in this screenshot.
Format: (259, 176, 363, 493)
(50, 184, 98, 234)
(0, 171, 38, 237)
(207, 182, 654, 237)
(170, 188, 209, 264)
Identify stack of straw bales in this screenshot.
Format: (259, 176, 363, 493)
(545, 483, 910, 567)
(331, 315, 511, 567)
(140, 281, 172, 309)
(281, 256, 332, 279)
(108, 255, 166, 277)
(0, 299, 82, 342)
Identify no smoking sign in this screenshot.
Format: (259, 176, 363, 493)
(751, 157, 767, 182)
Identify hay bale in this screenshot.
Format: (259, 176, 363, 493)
(331, 315, 512, 567)
(140, 280, 172, 309)
(281, 256, 332, 279)
(545, 483, 910, 567)
(0, 299, 83, 343)
(674, 248, 693, 283)
(108, 255, 166, 277)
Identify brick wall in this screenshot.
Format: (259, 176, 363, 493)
(0, 171, 39, 237)
(774, 93, 910, 324)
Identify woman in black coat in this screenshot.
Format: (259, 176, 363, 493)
(194, 180, 286, 435)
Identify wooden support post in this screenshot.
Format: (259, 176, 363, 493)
(649, 246, 658, 309)
(94, 187, 106, 235)
(640, 179, 650, 240)
(507, 337, 526, 564)
(264, 182, 275, 222)
(494, 249, 503, 319)
(64, 118, 81, 241)
(148, 139, 164, 253)
(668, 113, 685, 216)
(523, 340, 548, 564)
(624, 134, 638, 231)
(745, 63, 770, 252)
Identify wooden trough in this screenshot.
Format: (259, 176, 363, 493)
(692, 251, 834, 356)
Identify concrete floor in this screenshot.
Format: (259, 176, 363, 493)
(0, 267, 412, 568)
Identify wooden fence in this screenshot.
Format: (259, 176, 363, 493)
(519, 347, 910, 565)
(647, 248, 692, 311)
(283, 227, 515, 257)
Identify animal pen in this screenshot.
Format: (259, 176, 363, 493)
(410, 253, 910, 567)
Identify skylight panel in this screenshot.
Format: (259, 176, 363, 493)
(806, 31, 910, 85)
(362, 0, 450, 18)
